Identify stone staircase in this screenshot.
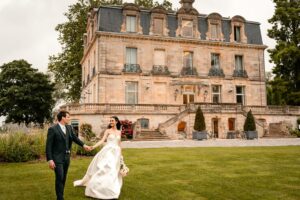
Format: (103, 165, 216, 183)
(134, 130, 171, 141)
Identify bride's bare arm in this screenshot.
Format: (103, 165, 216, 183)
(92, 130, 109, 149)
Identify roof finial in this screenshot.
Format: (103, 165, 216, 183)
(180, 0, 195, 10)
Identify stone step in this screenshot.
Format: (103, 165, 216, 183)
(134, 131, 171, 141)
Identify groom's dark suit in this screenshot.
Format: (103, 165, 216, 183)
(46, 124, 84, 200)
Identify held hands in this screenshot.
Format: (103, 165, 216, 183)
(83, 144, 93, 152)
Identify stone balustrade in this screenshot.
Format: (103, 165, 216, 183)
(61, 103, 184, 114)
(61, 103, 300, 116)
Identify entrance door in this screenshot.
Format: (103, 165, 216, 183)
(212, 119, 219, 138)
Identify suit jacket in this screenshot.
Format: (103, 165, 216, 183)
(46, 124, 84, 163)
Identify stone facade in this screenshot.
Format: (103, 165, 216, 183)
(63, 1, 300, 139)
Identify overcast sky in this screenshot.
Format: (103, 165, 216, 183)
(0, 0, 276, 73)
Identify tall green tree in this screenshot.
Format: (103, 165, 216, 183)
(49, 0, 172, 102)
(267, 0, 300, 105)
(48, 0, 123, 102)
(0, 60, 55, 126)
(135, 0, 172, 10)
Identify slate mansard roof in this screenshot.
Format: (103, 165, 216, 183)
(97, 6, 263, 45)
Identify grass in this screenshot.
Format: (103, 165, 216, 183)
(0, 146, 300, 200)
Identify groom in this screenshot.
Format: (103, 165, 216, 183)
(46, 110, 92, 200)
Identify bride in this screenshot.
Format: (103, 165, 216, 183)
(74, 116, 124, 199)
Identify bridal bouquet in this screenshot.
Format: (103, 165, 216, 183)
(120, 156, 129, 177)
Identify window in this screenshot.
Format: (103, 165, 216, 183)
(211, 24, 219, 39)
(154, 50, 165, 66)
(211, 53, 220, 69)
(153, 18, 163, 35)
(228, 118, 235, 131)
(182, 20, 193, 37)
(126, 48, 137, 64)
(183, 52, 193, 68)
(71, 120, 79, 136)
(125, 81, 138, 104)
(236, 86, 245, 105)
(212, 85, 221, 103)
(234, 26, 241, 42)
(126, 16, 136, 32)
(140, 118, 149, 129)
(235, 55, 243, 71)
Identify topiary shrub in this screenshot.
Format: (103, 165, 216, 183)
(243, 110, 257, 139)
(80, 123, 95, 141)
(243, 110, 256, 131)
(194, 107, 206, 131)
(193, 107, 207, 140)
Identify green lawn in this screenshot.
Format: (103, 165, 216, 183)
(1, 146, 300, 200)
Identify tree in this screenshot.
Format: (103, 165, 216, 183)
(48, 0, 123, 102)
(49, 0, 172, 102)
(0, 60, 55, 126)
(194, 107, 206, 131)
(267, 0, 300, 105)
(135, 0, 172, 10)
(243, 110, 256, 131)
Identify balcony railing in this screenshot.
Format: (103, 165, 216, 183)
(61, 103, 184, 114)
(61, 103, 300, 116)
(122, 64, 142, 73)
(181, 66, 198, 76)
(151, 65, 170, 75)
(243, 105, 300, 115)
(233, 69, 248, 78)
(208, 67, 225, 77)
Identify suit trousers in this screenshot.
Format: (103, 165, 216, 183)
(54, 155, 70, 200)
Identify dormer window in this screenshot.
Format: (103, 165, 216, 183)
(121, 3, 142, 34)
(176, 0, 200, 38)
(182, 20, 193, 37)
(153, 18, 163, 35)
(206, 13, 224, 41)
(234, 26, 241, 42)
(210, 24, 219, 39)
(150, 6, 168, 36)
(126, 15, 137, 32)
(230, 15, 247, 43)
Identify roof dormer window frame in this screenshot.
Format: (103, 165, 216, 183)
(150, 6, 168, 36)
(206, 13, 224, 41)
(121, 3, 143, 34)
(176, 14, 200, 38)
(230, 15, 248, 43)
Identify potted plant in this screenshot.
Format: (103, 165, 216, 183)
(243, 110, 258, 139)
(193, 106, 207, 140)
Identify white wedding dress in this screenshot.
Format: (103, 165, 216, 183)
(74, 133, 122, 199)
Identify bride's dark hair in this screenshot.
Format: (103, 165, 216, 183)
(108, 116, 121, 130)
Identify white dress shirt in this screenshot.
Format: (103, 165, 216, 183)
(58, 123, 66, 134)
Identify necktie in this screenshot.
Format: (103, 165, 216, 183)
(62, 126, 66, 134)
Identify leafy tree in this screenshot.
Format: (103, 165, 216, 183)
(194, 107, 206, 131)
(267, 0, 300, 105)
(48, 0, 123, 102)
(135, 0, 172, 10)
(0, 60, 55, 126)
(243, 110, 256, 131)
(49, 0, 172, 102)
